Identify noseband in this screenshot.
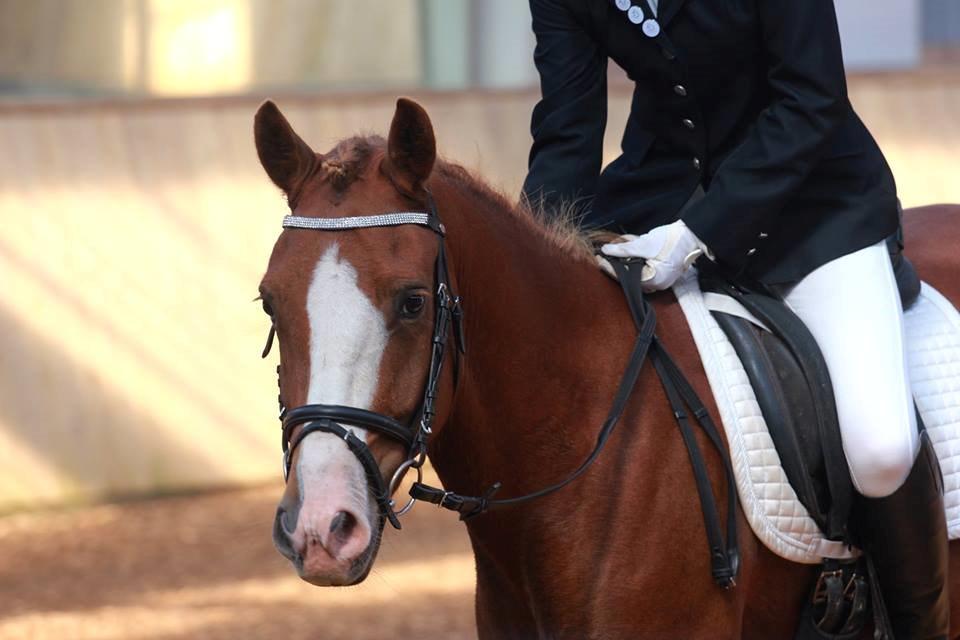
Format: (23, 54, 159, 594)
(265, 199, 465, 530)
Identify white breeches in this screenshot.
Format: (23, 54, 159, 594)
(780, 240, 919, 498)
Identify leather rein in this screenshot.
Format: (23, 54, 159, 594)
(263, 197, 740, 588)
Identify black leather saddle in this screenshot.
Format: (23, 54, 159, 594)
(697, 231, 921, 542)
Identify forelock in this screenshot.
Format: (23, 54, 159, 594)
(320, 136, 383, 192)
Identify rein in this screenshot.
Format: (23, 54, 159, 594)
(264, 197, 740, 588)
(410, 258, 741, 588)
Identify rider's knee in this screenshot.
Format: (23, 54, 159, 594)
(848, 434, 917, 498)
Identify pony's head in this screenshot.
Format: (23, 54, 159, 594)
(254, 98, 454, 586)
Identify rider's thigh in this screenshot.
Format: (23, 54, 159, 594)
(780, 240, 918, 498)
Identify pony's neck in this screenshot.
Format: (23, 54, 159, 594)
(426, 169, 636, 535)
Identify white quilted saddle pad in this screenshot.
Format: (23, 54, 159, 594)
(672, 272, 960, 564)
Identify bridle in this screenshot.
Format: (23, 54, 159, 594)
(264, 198, 465, 531)
(262, 194, 740, 588)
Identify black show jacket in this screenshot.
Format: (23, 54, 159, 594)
(522, 0, 900, 285)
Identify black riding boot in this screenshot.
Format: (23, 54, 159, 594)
(857, 432, 950, 639)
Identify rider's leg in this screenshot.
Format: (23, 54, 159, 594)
(780, 240, 917, 497)
(779, 239, 949, 639)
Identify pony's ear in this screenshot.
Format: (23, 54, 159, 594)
(383, 98, 436, 195)
(254, 100, 317, 196)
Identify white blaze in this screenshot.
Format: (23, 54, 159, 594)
(296, 243, 388, 525)
(305, 243, 388, 409)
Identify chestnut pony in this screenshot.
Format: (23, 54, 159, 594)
(255, 98, 960, 638)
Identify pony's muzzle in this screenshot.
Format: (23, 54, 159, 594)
(273, 487, 373, 586)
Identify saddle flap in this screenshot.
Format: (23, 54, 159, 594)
(699, 268, 854, 541)
(711, 311, 830, 530)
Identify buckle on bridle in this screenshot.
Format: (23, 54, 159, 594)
(813, 569, 845, 604)
(420, 416, 433, 435)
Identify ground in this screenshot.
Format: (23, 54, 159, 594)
(0, 486, 476, 640)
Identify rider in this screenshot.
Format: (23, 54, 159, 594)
(521, 0, 948, 637)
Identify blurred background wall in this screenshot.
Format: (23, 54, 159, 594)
(1, 0, 958, 512)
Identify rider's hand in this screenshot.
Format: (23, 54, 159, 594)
(600, 219, 712, 291)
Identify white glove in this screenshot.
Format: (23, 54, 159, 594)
(599, 220, 712, 291)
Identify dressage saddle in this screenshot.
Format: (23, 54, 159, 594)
(697, 230, 922, 639)
(698, 230, 921, 540)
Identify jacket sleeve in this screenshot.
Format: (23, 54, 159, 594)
(521, 0, 608, 217)
(680, 0, 849, 273)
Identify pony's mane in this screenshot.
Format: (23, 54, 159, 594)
(320, 135, 601, 262)
(434, 161, 600, 262)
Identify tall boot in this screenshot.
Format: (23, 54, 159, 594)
(856, 432, 950, 639)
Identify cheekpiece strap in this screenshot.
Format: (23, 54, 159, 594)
(283, 212, 444, 235)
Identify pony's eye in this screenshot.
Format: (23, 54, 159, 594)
(400, 294, 426, 318)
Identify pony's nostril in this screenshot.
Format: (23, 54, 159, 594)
(329, 510, 358, 542)
(280, 508, 296, 535)
(272, 507, 299, 561)
(275, 499, 301, 537)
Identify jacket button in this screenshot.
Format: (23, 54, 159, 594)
(615, 0, 630, 10)
(747, 248, 758, 256)
(682, 118, 695, 130)
(628, 6, 644, 23)
(674, 84, 688, 97)
(692, 157, 701, 170)
(642, 19, 661, 38)
(758, 232, 769, 239)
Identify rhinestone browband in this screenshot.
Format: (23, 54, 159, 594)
(282, 212, 433, 231)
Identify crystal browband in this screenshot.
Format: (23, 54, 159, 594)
(282, 212, 434, 231)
